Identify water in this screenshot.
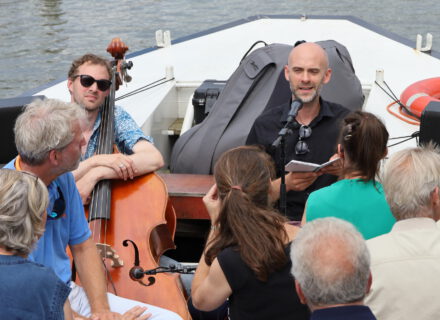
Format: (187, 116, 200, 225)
(1, 0, 439, 99)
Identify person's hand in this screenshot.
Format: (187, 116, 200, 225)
(95, 154, 137, 180)
(89, 310, 122, 320)
(121, 306, 151, 320)
(203, 184, 221, 224)
(319, 155, 343, 176)
(285, 171, 321, 191)
(90, 307, 150, 320)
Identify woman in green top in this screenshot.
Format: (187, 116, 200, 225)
(303, 111, 395, 239)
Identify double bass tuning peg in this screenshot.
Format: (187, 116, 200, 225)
(121, 61, 133, 83)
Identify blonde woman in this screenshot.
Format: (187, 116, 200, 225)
(0, 169, 72, 319)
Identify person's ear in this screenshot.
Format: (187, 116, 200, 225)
(67, 78, 74, 96)
(284, 64, 290, 82)
(323, 68, 332, 84)
(295, 280, 307, 305)
(48, 149, 59, 166)
(430, 186, 440, 221)
(366, 272, 373, 295)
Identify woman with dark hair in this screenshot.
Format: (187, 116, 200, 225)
(191, 146, 309, 320)
(303, 111, 395, 239)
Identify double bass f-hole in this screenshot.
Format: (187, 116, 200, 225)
(123, 239, 156, 287)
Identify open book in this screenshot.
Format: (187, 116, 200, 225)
(285, 158, 340, 173)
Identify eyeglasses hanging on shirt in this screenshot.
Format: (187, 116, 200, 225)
(48, 186, 66, 220)
(295, 125, 312, 155)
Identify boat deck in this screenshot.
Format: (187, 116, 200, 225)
(30, 15, 440, 164)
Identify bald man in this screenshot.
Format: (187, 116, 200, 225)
(246, 42, 350, 221)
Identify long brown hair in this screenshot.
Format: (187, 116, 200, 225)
(339, 111, 388, 181)
(205, 146, 288, 281)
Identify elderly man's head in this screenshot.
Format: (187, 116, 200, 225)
(14, 98, 85, 171)
(290, 217, 371, 310)
(382, 144, 440, 221)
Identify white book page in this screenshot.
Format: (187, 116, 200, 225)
(285, 158, 340, 172)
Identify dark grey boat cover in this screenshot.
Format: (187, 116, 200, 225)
(170, 40, 363, 174)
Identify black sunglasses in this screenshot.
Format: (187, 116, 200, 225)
(48, 186, 65, 220)
(295, 125, 312, 155)
(73, 74, 112, 91)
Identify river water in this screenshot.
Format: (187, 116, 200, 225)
(1, 0, 439, 99)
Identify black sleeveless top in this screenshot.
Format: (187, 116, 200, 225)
(217, 243, 310, 320)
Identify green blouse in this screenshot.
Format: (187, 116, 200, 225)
(306, 179, 395, 239)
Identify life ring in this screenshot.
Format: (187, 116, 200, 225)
(400, 77, 440, 118)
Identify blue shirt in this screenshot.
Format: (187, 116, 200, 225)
(0, 254, 71, 320)
(82, 105, 152, 160)
(4, 159, 91, 283)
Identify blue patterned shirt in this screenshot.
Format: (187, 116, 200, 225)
(81, 105, 153, 160)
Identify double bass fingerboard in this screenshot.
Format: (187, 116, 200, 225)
(89, 66, 116, 221)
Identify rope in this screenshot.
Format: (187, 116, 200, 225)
(372, 81, 420, 147)
(387, 134, 419, 147)
(115, 77, 175, 101)
(386, 101, 420, 125)
(375, 80, 420, 120)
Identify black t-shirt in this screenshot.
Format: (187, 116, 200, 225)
(217, 244, 310, 320)
(246, 98, 350, 220)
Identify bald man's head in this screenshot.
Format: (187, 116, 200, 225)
(289, 42, 330, 70)
(284, 42, 332, 104)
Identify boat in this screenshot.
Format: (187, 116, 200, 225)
(9, 14, 436, 212)
(2, 14, 440, 318)
(1, 12, 439, 241)
(16, 15, 437, 160)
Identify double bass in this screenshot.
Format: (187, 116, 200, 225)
(85, 38, 190, 319)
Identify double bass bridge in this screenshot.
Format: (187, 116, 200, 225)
(96, 243, 124, 268)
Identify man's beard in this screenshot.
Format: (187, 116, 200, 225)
(60, 157, 80, 174)
(74, 95, 101, 113)
(78, 103, 99, 113)
(292, 85, 321, 104)
(290, 81, 324, 104)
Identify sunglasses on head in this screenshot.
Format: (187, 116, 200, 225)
(73, 74, 112, 91)
(295, 125, 312, 155)
(48, 186, 65, 220)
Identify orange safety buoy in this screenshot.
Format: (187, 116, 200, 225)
(400, 77, 440, 118)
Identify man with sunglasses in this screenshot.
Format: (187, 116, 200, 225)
(67, 53, 164, 203)
(4, 98, 181, 320)
(246, 42, 350, 221)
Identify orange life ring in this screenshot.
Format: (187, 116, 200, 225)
(400, 77, 440, 118)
